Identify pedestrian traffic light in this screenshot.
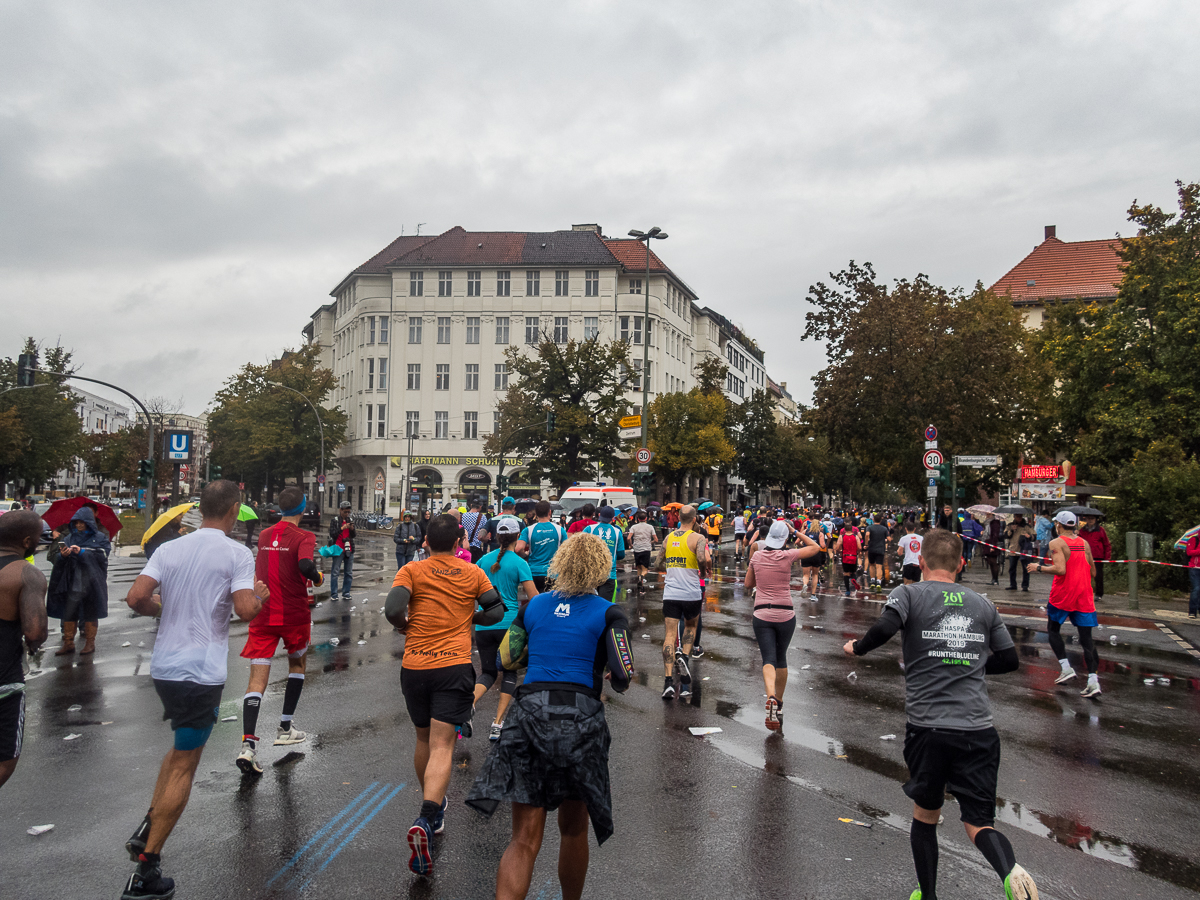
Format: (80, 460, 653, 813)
(16, 352, 36, 387)
(137, 459, 153, 486)
(643, 470, 657, 495)
(631, 473, 643, 492)
(546, 410, 556, 433)
(209, 463, 222, 480)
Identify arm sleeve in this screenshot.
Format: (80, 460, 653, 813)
(474, 587, 505, 626)
(853, 605, 903, 655)
(985, 645, 1019, 674)
(603, 605, 634, 693)
(384, 585, 411, 625)
(298, 558, 320, 581)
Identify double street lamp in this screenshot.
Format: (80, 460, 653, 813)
(627, 226, 668, 452)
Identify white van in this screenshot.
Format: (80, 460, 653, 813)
(557, 482, 636, 514)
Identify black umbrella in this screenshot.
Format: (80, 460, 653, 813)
(994, 504, 1032, 516)
(514, 498, 538, 515)
(694, 497, 713, 507)
(1059, 505, 1104, 518)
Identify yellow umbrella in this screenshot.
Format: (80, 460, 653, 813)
(142, 502, 196, 548)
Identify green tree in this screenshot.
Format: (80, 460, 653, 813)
(775, 421, 824, 505)
(485, 336, 633, 493)
(647, 389, 735, 500)
(0, 339, 85, 494)
(207, 345, 346, 499)
(1039, 181, 1200, 479)
(735, 388, 780, 499)
(803, 263, 1049, 497)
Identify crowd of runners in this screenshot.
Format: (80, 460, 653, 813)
(0, 482, 1112, 899)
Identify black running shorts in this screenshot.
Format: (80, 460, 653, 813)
(903, 564, 922, 582)
(802, 551, 827, 569)
(153, 679, 223, 732)
(0, 690, 26, 761)
(662, 598, 703, 621)
(902, 724, 1000, 826)
(633, 551, 651, 568)
(532, 575, 552, 594)
(842, 562, 859, 578)
(401, 663, 476, 728)
(752, 616, 796, 668)
(867, 551, 885, 566)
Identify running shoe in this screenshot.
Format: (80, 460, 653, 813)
(1054, 669, 1077, 685)
(1004, 863, 1040, 900)
(662, 683, 676, 700)
(125, 815, 151, 862)
(457, 716, 473, 740)
(908, 890, 922, 900)
(691, 645, 704, 659)
(407, 817, 434, 876)
(1080, 681, 1101, 698)
(236, 741, 263, 776)
(274, 724, 307, 746)
(674, 648, 692, 681)
(430, 797, 448, 835)
(121, 861, 176, 899)
(765, 696, 780, 731)
(489, 721, 503, 742)
(678, 680, 692, 699)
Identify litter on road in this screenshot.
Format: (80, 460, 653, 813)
(221, 715, 237, 722)
(880, 734, 897, 741)
(688, 727, 722, 736)
(847, 671, 858, 682)
(838, 818, 874, 828)
(121, 641, 131, 647)
(67, 704, 81, 712)
(63, 733, 81, 741)
(27, 824, 55, 836)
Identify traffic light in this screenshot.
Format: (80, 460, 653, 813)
(16, 352, 36, 387)
(931, 463, 950, 484)
(137, 459, 153, 487)
(497, 474, 509, 492)
(546, 410, 556, 433)
(631, 472, 643, 492)
(209, 463, 222, 481)
(642, 470, 657, 495)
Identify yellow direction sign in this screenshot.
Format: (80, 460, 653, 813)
(619, 415, 641, 429)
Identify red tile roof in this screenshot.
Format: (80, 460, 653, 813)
(331, 233, 437, 294)
(990, 236, 1124, 305)
(602, 238, 669, 274)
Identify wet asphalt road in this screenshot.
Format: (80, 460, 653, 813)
(4, 533, 1199, 900)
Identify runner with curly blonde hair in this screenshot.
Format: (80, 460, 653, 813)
(546, 533, 615, 597)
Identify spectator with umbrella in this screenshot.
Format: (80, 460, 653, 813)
(1180, 525, 1200, 618)
(47, 505, 111, 656)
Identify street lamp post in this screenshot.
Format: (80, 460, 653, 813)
(627, 227, 668, 492)
(267, 381, 325, 511)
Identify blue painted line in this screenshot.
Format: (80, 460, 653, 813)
(286, 782, 394, 889)
(266, 781, 379, 886)
(299, 782, 406, 888)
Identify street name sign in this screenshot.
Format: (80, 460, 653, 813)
(955, 455, 1000, 467)
(619, 415, 642, 429)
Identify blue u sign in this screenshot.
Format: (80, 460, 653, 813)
(166, 431, 192, 461)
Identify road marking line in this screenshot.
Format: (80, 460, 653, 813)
(287, 782, 395, 887)
(266, 782, 379, 886)
(301, 782, 407, 887)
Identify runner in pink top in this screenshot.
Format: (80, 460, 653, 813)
(744, 522, 821, 730)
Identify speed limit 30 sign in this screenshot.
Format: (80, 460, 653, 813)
(635, 447, 652, 465)
(923, 449, 944, 468)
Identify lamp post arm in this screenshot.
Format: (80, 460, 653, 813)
(267, 382, 326, 508)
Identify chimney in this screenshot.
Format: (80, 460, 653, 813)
(1044, 225, 1056, 241)
(572, 224, 602, 234)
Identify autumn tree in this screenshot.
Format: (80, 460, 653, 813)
(0, 339, 85, 494)
(803, 263, 1049, 497)
(647, 389, 735, 501)
(485, 336, 633, 493)
(207, 345, 346, 499)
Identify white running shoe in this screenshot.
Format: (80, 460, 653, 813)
(1004, 863, 1040, 899)
(489, 721, 503, 741)
(275, 724, 308, 745)
(1080, 681, 1101, 698)
(1054, 669, 1077, 685)
(236, 741, 262, 775)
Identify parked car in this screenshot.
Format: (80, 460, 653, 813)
(301, 502, 321, 530)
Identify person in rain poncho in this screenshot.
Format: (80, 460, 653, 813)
(47, 506, 111, 656)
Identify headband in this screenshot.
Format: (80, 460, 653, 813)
(281, 500, 307, 517)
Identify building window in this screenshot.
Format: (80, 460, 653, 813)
(495, 317, 509, 344)
(621, 316, 642, 343)
(407, 363, 421, 390)
(629, 278, 642, 294)
(553, 316, 568, 344)
(435, 411, 448, 439)
(497, 270, 510, 297)
(494, 411, 501, 434)
(525, 317, 539, 345)
(406, 411, 419, 438)
(584, 317, 598, 341)
(376, 405, 386, 438)
(495, 363, 509, 390)
(379, 315, 388, 344)
(465, 363, 479, 391)
(555, 270, 569, 296)
(436, 363, 449, 390)
(367, 358, 375, 390)
(466, 317, 480, 344)
(467, 270, 481, 297)
(366, 403, 372, 433)
(526, 270, 540, 296)
(585, 270, 599, 297)
(408, 317, 422, 344)
(378, 358, 387, 391)
(410, 271, 423, 296)
(367, 316, 376, 344)
(437, 317, 451, 344)
(463, 411, 478, 440)
(439, 270, 452, 297)
(645, 318, 652, 346)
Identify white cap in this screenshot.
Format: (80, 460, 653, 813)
(1054, 510, 1077, 527)
(496, 518, 522, 535)
(764, 521, 790, 550)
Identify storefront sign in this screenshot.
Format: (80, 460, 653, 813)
(389, 456, 528, 468)
(1017, 483, 1065, 501)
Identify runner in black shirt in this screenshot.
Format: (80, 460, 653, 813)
(865, 516, 892, 591)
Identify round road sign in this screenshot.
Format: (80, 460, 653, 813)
(924, 425, 938, 442)
(635, 447, 652, 465)
(923, 449, 944, 468)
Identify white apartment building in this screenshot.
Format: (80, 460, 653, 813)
(55, 388, 133, 497)
(303, 225, 783, 513)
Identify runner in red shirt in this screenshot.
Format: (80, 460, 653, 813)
(837, 526, 860, 595)
(1028, 510, 1100, 698)
(236, 487, 322, 775)
(567, 503, 598, 535)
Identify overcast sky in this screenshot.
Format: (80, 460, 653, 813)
(3, 1, 1197, 414)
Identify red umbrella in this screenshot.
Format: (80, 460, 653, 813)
(42, 497, 122, 536)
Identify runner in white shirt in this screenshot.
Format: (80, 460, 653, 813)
(733, 513, 748, 561)
(119, 481, 266, 900)
(897, 518, 924, 585)
(626, 510, 659, 591)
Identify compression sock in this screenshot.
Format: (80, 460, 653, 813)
(1077, 627, 1099, 673)
(910, 819, 939, 900)
(973, 827, 1017, 882)
(242, 692, 262, 747)
(420, 799, 442, 820)
(137, 851, 161, 873)
(280, 673, 305, 728)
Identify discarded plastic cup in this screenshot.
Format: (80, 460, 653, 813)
(1157, 677, 1171, 686)
(1143, 678, 1155, 685)
(1109, 635, 1118, 645)
(879, 734, 897, 741)
(847, 671, 858, 683)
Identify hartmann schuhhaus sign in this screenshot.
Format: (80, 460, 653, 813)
(389, 456, 529, 468)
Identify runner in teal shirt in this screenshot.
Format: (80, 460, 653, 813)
(583, 506, 625, 602)
(517, 500, 567, 592)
